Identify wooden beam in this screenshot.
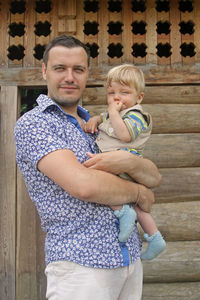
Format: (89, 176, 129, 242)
(142, 281, 200, 300)
(0, 86, 18, 300)
(143, 241, 200, 283)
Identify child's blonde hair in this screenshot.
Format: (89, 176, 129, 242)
(106, 64, 145, 95)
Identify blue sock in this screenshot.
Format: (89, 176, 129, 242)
(114, 204, 137, 242)
(141, 231, 166, 260)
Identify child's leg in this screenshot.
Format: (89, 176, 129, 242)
(112, 204, 137, 242)
(134, 206, 166, 260)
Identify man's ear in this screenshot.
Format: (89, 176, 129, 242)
(137, 92, 144, 104)
(42, 63, 47, 80)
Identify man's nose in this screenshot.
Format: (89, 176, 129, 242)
(64, 69, 74, 82)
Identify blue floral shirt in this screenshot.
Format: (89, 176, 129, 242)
(14, 94, 142, 268)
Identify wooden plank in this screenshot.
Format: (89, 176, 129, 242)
(157, 10, 170, 65)
(146, 0, 157, 64)
(139, 201, 200, 241)
(16, 171, 37, 300)
(155, 167, 200, 203)
(194, 0, 200, 63)
(16, 171, 46, 300)
(0, 1, 9, 66)
(144, 104, 200, 133)
(98, 0, 109, 65)
(142, 282, 200, 300)
(84, 103, 200, 133)
(144, 85, 200, 104)
(170, 0, 182, 64)
(143, 241, 200, 283)
(122, 0, 132, 62)
(181, 7, 195, 64)
(143, 133, 200, 168)
(0, 65, 200, 85)
(0, 86, 18, 300)
(24, 0, 36, 67)
(9, 5, 25, 67)
(83, 84, 200, 106)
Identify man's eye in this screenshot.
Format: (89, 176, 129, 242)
(55, 67, 64, 71)
(74, 68, 84, 73)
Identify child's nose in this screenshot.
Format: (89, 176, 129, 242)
(114, 94, 120, 100)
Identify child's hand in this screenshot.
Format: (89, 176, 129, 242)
(83, 116, 101, 133)
(108, 101, 123, 114)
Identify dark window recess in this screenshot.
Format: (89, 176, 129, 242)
(156, 43, 172, 58)
(34, 44, 46, 60)
(84, 1, 99, 12)
(156, 21, 171, 34)
(7, 45, 25, 60)
(86, 43, 99, 58)
(10, 1, 26, 14)
(34, 21, 51, 36)
(131, 0, 146, 13)
(9, 22, 25, 37)
(35, 0, 51, 13)
(132, 43, 147, 58)
(108, 22, 123, 35)
(155, 0, 169, 12)
(20, 89, 47, 116)
(180, 42, 196, 57)
(131, 21, 146, 35)
(108, 43, 123, 58)
(179, 21, 194, 34)
(108, 0, 122, 12)
(83, 21, 99, 35)
(179, 0, 193, 12)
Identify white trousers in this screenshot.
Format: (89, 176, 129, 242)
(45, 258, 143, 300)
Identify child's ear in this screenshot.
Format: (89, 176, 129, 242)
(137, 92, 144, 104)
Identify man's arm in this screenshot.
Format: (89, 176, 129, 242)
(38, 149, 154, 212)
(83, 151, 162, 188)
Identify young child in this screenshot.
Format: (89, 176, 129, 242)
(84, 64, 166, 260)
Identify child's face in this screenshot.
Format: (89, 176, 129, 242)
(106, 81, 144, 110)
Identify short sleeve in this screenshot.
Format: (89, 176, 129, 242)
(15, 116, 69, 169)
(122, 111, 148, 142)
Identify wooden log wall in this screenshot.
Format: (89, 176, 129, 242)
(0, 1, 200, 300)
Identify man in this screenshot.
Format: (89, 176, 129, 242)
(15, 35, 161, 300)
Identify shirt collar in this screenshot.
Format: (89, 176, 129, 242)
(36, 94, 90, 122)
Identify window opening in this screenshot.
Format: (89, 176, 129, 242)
(9, 22, 25, 37)
(155, 0, 169, 12)
(108, 22, 123, 35)
(108, 43, 123, 58)
(86, 43, 99, 58)
(156, 21, 171, 35)
(180, 42, 195, 57)
(108, 0, 122, 12)
(33, 44, 46, 60)
(7, 45, 25, 60)
(179, 0, 193, 12)
(35, 0, 51, 13)
(179, 21, 194, 35)
(84, 21, 99, 35)
(131, 21, 146, 35)
(131, 0, 146, 13)
(10, 1, 26, 14)
(156, 43, 172, 58)
(84, 1, 99, 12)
(132, 43, 147, 57)
(34, 21, 51, 37)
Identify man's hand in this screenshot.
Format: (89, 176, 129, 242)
(136, 184, 155, 213)
(83, 151, 129, 175)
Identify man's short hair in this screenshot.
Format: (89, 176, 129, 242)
(43, 35, 90, 66)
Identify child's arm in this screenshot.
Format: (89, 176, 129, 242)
(108, 102, 132, 143)
(84, 115, 102, 134)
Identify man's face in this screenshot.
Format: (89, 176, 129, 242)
(42, 46, 89, 111)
